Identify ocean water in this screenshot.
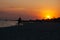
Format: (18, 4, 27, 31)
(0, 21, 17, 27)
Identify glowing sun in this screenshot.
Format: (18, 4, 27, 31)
(45, 15, 52, 19)
(41, 10, 57, 19)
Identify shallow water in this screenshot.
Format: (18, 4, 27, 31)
(0, 21, 17, 27)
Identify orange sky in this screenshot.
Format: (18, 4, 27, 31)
(0, 0, 60, 20)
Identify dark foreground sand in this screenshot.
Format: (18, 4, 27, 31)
(0, 22, 60, 40)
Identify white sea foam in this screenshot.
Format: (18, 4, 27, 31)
(0, 21, 17, 27)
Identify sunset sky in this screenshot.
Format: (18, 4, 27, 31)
(0, 0, 60, 20)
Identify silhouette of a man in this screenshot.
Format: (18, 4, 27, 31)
(18, 17, 21, 25)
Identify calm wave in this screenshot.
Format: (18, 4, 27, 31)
(0, 21, 17, 27)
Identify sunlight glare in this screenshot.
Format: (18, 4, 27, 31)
(41, 9, 57, 19)
(45, 15, 51, 19)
